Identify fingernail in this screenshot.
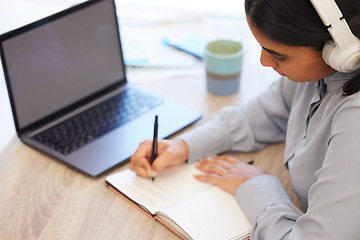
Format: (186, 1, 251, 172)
(151, 170, 158, 177)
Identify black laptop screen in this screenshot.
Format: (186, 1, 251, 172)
(1, 0, 125, 129)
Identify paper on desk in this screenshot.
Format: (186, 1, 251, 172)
(122, 35, 204, 68)
(117, 5, 207, 68)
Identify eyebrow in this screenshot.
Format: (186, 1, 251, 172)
(261, 46, 287, 57)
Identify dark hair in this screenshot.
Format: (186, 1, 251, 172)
(245, 0, 360, 96)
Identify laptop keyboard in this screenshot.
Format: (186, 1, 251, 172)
(31, 88, 163, 155)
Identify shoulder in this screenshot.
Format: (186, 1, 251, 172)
(331, 91, 360, 134)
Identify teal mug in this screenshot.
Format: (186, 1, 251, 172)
(204, 40, 244, 95)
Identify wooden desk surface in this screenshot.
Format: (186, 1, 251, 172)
(0, 70, 301, 240)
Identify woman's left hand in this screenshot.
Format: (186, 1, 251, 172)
(194, 155, 267, 195)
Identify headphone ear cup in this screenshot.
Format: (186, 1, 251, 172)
(322, 40, 340, 71)
(322, 39, 360, 72)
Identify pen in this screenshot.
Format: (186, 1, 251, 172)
(151, 115, 158, 181)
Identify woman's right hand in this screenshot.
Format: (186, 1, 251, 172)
(129, 139, 189, 178)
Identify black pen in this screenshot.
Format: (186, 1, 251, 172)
(151, 115, 158, 182)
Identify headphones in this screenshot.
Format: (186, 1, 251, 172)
(310, 0, 360, 72)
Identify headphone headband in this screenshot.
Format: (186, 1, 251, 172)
(310, 0, 342, 26)
(310, 0, 360, 72)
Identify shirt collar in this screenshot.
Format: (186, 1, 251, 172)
(323, 69, 360, 92)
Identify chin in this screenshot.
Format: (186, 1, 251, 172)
(273, 69, 285, 77)
(284, 75, 301, 82)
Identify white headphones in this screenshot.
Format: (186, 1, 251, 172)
(310, 0, 360, 72)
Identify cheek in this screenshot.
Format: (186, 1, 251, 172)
(278, 58, 329, 82)
(275, 62, 299, 79)
(279, 64, 314, 82)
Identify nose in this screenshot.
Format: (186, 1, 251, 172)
(260, 49, 278, 68)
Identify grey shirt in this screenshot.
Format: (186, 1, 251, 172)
(179, 70, 360, 239)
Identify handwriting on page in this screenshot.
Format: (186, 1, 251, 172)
(107, 164, 211, 214)
(127, 177, 174, 205)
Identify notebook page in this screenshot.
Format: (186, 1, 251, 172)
(106, 163, 212, 214)
(160, 187, 252, 240)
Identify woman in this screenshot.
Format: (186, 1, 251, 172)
(130, 0, 360, 238)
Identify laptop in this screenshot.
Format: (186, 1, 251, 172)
(0, 0, 201, 177)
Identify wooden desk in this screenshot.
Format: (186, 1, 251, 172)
(0, 70, 301, 240)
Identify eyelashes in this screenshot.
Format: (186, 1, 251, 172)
(271, 55, 286, 63)
(260, 45, 287, 63)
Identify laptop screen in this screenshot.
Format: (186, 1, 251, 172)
(1, 0, 125, 129)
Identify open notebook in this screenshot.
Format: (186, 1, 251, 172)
(106, 163, 252, 240)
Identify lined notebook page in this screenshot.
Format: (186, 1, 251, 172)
(160, 187, 252, 240)
(106, 163, 212, 214)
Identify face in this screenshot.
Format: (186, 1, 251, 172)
(247, 20, 335, 82)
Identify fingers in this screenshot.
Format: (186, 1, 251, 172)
(193, 172, 220, 185)
(129, 140, 153, 177)
(196, 155, 261, 177)
(151, 139, 189, 176)
(196, 155, 244, 174)
(196, 159, 227, 176)
(211, 155, 239, 164)
(130, 139, 189, 178)
(194, 155, 266, 195)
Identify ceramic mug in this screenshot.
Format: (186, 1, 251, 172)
(204, 40, 244, 95)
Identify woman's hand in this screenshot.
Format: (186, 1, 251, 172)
(130, 139, 189, 178)
(194, 155, 266, 195)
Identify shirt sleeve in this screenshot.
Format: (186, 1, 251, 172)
(235, 175, 303, 239)
(236, 98, 360, 239)
(179, 77, 298, 163)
